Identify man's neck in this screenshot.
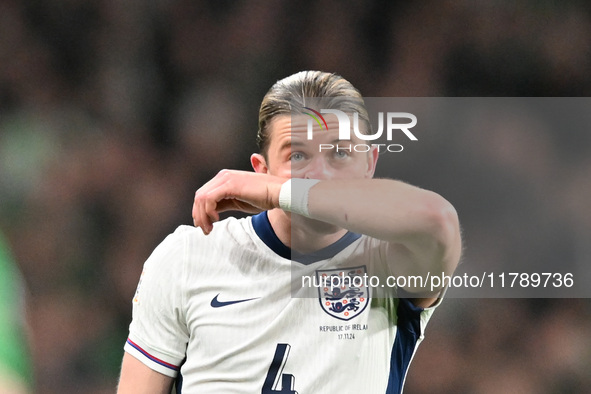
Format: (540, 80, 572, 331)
(267, 209, 348, 254)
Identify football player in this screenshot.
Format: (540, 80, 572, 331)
(118, 71, 461, 393)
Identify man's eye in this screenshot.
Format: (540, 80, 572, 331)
(290, 152, 305, 161)
(334, 150, 349, 159)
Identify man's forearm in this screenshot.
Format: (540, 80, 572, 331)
(305, 178, 461, 277)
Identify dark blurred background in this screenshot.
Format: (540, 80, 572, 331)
(0, 0, 590, 393)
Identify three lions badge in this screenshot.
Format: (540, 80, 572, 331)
(316, 265, 370, 321)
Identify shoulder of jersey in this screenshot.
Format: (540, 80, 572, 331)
(172, 216, 250, 240)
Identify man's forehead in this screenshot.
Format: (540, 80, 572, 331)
(267, 114, 366, 152)
(270, 114, 341, 136)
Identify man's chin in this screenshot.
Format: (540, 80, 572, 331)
(290, 214, 341, 234)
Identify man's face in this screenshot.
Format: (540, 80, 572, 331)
(262, 114, 378, 180)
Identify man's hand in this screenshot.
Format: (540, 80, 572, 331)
(193, 170, 287, 234)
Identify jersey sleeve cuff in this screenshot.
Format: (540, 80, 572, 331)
(124, 337, 181, 378)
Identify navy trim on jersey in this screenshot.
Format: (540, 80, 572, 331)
(251, 211, 361, 265)
(175, 357, 186, 394)
(386, 298, 424, 394)
(252, 212, 291, 259)
(175, 374, 183, 394)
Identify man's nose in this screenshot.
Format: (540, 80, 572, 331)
(304, 156, 333, 179)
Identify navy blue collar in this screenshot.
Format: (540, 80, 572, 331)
(251, 211, 361, 265)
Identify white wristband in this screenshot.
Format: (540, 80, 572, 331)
(278, 179, 320, 217)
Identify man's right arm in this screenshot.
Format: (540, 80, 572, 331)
(118, 229, 189, 394)
(117, 353, 174, 394)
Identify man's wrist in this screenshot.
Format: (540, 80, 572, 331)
(278, 179, 320, 217)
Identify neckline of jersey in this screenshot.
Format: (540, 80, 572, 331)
(251, 211, 361, 265)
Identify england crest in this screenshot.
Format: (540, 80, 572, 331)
(316, 265, 370, 321)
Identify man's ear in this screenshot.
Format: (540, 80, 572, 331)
(251, 153, 269, 174)
(365, 145, 379, 178)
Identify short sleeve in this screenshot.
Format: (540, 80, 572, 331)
(124, 227, 191, 377)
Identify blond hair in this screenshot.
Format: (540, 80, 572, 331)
(257, 71, 370, 156)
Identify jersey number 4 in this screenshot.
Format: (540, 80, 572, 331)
(262, 343, 297, 394)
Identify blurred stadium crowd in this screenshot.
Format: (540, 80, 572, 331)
(0, 0, 591, 393)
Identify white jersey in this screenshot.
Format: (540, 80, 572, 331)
(125, 212, 440, 393)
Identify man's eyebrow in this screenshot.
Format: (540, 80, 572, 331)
(280, 140, 306, 150)
(332, 139, 352, 144)
(277, 140, 291, 153)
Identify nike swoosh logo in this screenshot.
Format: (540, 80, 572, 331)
(210, 293, 260, 308)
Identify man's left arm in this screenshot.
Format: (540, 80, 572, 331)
(192, 172, 461, 305)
